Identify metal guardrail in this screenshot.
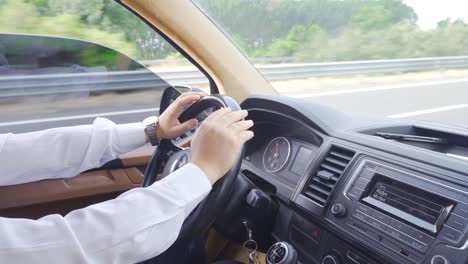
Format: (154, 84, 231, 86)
(1, 56, 468, 97)
(139, 56, 295, 66)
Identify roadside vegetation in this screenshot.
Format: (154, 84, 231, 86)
(0, 0, 467, 62)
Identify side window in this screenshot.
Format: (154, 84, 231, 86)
(0, 1, 208, 134)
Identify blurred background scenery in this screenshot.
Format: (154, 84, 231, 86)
(0, 0, 467, 133)
(1, 0, 466, 62)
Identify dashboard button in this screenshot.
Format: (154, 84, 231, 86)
(431, 255, 450, 264)
(453, 203, 468, 220)
(371, 210, 390, 225)
(410, 229, 434, 245)
(387, 227, 404, 241)
(331, 203, 347, 217)
(292, 214, 322, 243)
(359, 168, 375, 180)
(381, 237, 400, 252)
(367, 217, 388, 232)
(355, 203, 373, 215)
(353, 178, 370, 189)
(348, 220, 369, 234)
(352, 210, 370, 222)
(405, 238, 428, 253)
(348, 187, 364, 200)
(439, 225, 464, 245)
(446, 213, 468, 233)
(388, 219, 413, 235)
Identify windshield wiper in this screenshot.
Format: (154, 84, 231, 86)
(374, 132, 449, 144)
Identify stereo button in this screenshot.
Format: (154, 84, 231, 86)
(431, 255, 450, 264)
(352, 210, 370, 222)
(368, 217, 388, 232)
(453, 203, 468, 220)
(406, 239, 428, 253)
(439, 225, 464, 245)
(331, 203, 347, 217)
(410, 229, 434, 245)
(372, 210, 390, 225)
(360, 168, 375, 180)
(348, 187, 364, 200)
(355, 203, 373, 215)
(353, 178, 370, 189)
(446, 214, 468, 233)
(389, 219, 413, 235)
(348, 220, 369, 235)
(387, 228, 404, 241)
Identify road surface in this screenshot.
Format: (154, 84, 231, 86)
(1, 77, 467, 134)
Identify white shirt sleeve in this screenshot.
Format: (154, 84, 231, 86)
(0, 163, 212, 263)
(0, 117, 147, 186)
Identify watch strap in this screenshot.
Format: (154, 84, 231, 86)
(144, 120, 160, 146)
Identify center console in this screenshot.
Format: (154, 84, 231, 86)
(327, 159, 468, 264)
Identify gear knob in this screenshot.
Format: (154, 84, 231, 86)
(266, 242, 298, 264)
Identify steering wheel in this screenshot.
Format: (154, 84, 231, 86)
(141, 95, 245, 244)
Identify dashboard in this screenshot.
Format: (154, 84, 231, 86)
(238, 95, 468, 264)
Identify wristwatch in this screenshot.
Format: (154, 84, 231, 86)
(143, 116, 160, 146)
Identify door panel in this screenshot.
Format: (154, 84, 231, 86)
(0, 138, 193, 219)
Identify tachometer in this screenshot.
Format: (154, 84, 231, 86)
(263, 137, 291, 172)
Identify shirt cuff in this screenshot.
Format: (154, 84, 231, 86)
(115, 122, 147, 154)
(155, 163, 212, 216)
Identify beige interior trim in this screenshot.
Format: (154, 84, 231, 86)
(121, 0, 277, 101)
(0, 169, 137, 210)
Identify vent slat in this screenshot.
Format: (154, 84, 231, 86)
(311, 178, 335, 189)
(329, 151, 353, 161)
(308, 185, 331, 196)
(302, 146, 355, 206)
(324, 157, 348, 167)
(303, 191, 327, 204)
(320, 163, 343, 174)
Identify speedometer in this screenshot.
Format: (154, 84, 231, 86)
(263, 137, 291, 172)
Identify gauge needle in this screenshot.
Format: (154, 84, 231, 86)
(275, 142, 279, 158)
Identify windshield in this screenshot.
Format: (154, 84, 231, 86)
(194, 0, 468, 128)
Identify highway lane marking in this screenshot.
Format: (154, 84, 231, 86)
(290, 78, 468, 98)
(388, 104, 468, 118)
(0, 108, 160, 127)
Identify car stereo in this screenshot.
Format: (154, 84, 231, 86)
(326, 159, 468, 264)
(361, 175, 453, 234)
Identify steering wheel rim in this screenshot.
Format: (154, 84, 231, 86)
(142, 95, 244, 244)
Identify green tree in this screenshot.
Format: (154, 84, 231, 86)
(0, 0, 138, 57)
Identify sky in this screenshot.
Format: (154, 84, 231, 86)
(404, 0, 468, 30)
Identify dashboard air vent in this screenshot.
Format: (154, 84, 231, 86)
(303, 146, 355, 206)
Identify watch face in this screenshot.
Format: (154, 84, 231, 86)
(143, 116, 158, 126)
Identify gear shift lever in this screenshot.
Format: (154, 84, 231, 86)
(266, 242, 298, 264)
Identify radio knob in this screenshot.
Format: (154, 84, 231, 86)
(322, 254, 340, 264)
(431, 255, 449, 264)
(331, 203, 347, 217)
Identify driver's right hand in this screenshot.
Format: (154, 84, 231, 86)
(191, 107, 254, 184)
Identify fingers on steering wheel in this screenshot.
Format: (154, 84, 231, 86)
(239, 130, 255, 143)
(169, 93, 206, 118)
(174, 118, 199, 134)
(206, 107, 232, 121)
(222, 109, 248, 125)
(230, 120, 254, 132)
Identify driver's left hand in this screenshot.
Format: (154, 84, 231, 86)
(156, 92, 207, 140)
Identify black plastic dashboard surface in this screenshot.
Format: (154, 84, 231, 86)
(241, 95, 468, 264)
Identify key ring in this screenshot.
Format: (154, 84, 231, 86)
(242, 239, 258, 253)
